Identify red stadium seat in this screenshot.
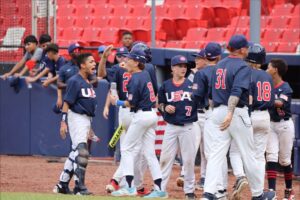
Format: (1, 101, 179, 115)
(110, 16, 128, 29)
(230, 16, 249, 28)
(260, 16, 270, 29)
(185, 41, 205, 49)
(127, 0, 147, 5)
(127, 17, 146, 30)
(92, 16, 111, 27)
(165, 40, 185, 48)
(130, 5, 151, 16)
(107, 0, 126, 4)
(74, 16, 94, 27)
(60, 27, 83, 41)
(262, 29, 284, 42)
(99, 27, 119, 44)
(281, 29, 300, 43)
(80, 27, 101, 43)
(277, 42, 298, 53)
(147, 40, 166, 48)
(75, 4, 95, 16)
(262, 42, 279, 52)
(133, 30, 151, 42)
(270, 3, 294, 16)
(213, 7, 232, 27)
(225, 28, 248, 41)
(167, 5, 186, 19)
(113, 5, 134, 16)
(292, 4, 300, 16)
(93, 5, 114, 16)
(268, 16, 290, 29)
(289, 16, 300, 28)
(57, 5, 76, 16)
(206, 28, 227, 43)
(57, 0, 72, 5)
(156, 5, 169, 16)
(184, 28, 208, 41)
(57, 16, 75, 28)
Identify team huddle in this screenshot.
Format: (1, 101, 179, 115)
(1, 33, 295, 200)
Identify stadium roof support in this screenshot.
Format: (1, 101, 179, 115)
(151, 0, 156, 48)
(250, 0, 261, 44)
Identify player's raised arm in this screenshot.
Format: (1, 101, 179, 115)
(97, 45, 113, 78)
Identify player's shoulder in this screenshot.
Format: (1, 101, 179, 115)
(68, 73, 80, 83)
(281, 82, 293, 93)
(35, 47, 43, 54)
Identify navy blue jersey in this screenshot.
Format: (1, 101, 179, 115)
(269, 82, 293, 122)
(35, 51, 48, 74)
(58, 61, 79, 83)
(158, 78, 198, 125)
(126, 71, 156, 112)
(250, 68, 274, 111)
(46, 56, 66, 76)
(109, 63, 158, 101)
(211, 56, 251, 107)
(193, 65, 215, 109)
(64, 74, 97, 117)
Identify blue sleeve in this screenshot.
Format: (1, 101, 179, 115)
(158, 83, 167, 104)
(45, 58, 54, 71)
(58, 67, 66, 82)
(231, 65, 251, 97)
(126, 78, 140, 107)
(193, 71, 206, 98)
(145, 64, 158, 95)
(278, 85, 293, 107)
(57, 57, 66, 71)
(64, 79, 79, 105)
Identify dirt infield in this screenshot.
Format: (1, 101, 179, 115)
(0, 155, 299, 199)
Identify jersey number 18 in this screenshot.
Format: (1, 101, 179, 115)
(256, 81, 271, 101)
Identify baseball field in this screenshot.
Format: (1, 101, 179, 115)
(0, 155, 299, 199)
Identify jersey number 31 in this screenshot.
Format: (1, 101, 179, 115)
(215, 69, 227, 89)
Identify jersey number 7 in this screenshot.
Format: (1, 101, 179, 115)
(215, 69, 227, 89)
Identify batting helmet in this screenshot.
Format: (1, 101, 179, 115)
(130, 42, 152, 63)
(245, 43, 266, 65)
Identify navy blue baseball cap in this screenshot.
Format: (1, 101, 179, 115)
(205, 42, 222, 58)
(116, 47, 129, 56)
(98, 45, 106, 53)
(68, 43, 82, 54)
(125, 49, 147, 64)
(192, 49, 206, 58)
(171, 55, 188, 66)
(228, 34, 249, 50)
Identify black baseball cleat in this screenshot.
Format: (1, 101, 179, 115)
(252, 191, 276, 200)
(201, 192, 217, 200)
(73, 186, 92, 195)
(53, 183, 72, 194)
(185, 193, 196, 200)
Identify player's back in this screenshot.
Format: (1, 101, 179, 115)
(127, 70, 155, 112)
(251, 68, 274, 111)
(211, 56, 251, 107)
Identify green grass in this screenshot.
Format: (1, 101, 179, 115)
(0, 192, 157, 200)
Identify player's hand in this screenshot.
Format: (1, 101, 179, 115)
(56, 98, 63, 108)
(165, 105, 176, 114)
(220, 112, 233, 131)
(110, 94, 118, 105)
(25, 76, 36, 83)
(60, 121, 68, 139)
(14, 73, 21, 78)
(103, 106, 109, 119)
(42, 80, 50, 87)
(103, 45, 114, 59)
(1, 73, 11, 80)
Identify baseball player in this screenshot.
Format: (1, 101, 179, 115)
(200, 35, 275, 200)
(100, 44, 158, 196)
(193, 43, 228, 199)
(158, 55, 198, 199)
(1, 35, 43, 79)
(176, 49, 208, 189)
(25, 43, 66, 85)
(58, 53, 97, 195)
(109, 47, 165, 198)
(266, 58, 295, 200)
(229, 43, 275, 199)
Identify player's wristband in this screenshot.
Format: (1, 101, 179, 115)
(61, 112, 67, 122)
(116, 100, 125, 107)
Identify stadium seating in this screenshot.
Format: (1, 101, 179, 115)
(277, 42, 298, 52)
(268, 16, 290, 29)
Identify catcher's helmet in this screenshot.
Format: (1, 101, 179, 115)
(130, 42, 152, 63)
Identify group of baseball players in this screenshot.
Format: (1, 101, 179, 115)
(1, 32, 295, 200)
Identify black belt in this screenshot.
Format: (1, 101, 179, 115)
(171, 123, 185, 126)
(131, 108, 152, 113)
(253, 108, 268, 111)
(197, 109, 205, 114)
(271, 118, 290, 122)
